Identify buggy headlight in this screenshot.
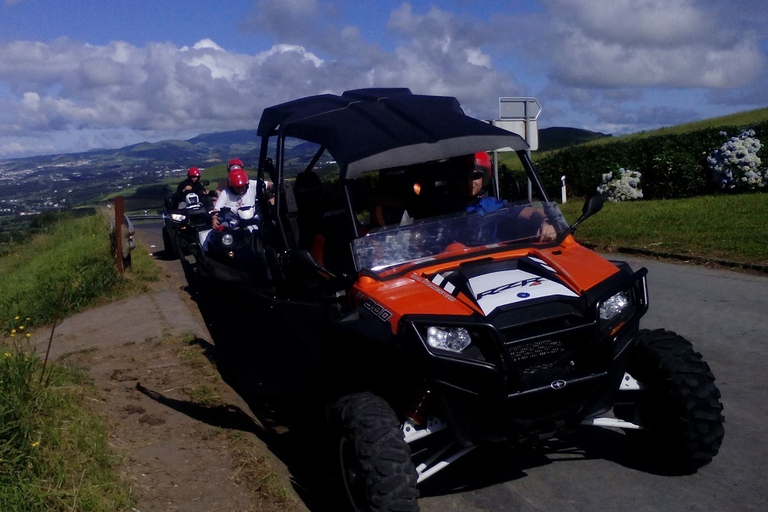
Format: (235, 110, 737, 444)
(221, 234, 234, 246)
(171, 213, 186, 222)
(426, 326, 472, 353)
(599, 291, 630, 321)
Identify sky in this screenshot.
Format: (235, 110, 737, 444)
(0, 0, 766, 159)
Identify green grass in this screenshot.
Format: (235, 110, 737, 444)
(560, 193, 768, 265)
(0, 211, 161, 511)
(614, 106, 768, 139)
(0, 342, 132, 511)
(0, 212, 158, 335)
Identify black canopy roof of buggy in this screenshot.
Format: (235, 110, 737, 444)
(256, 88, 529, 179)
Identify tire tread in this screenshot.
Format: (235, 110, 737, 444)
(334, 392, 419, 511)
(629, 328, 725, 470)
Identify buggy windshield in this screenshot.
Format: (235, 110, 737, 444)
(352, 201, 569, 275)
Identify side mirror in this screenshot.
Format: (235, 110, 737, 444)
(569, 194, 605, 232)
(201, 179, 210, 186)
(582, 194, 604, 217)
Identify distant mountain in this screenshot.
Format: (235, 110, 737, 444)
(537, 127, 611, 151)
(0, 129, 263, 180)
(0, 126, 608, 218)
(1, 126, 605, 172)
(187, 129, 257, 146)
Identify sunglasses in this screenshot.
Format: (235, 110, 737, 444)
(470, 171, 484, 180)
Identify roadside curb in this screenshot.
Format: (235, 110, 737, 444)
(583, 243, 768, 275)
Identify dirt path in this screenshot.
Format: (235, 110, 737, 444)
(29, 243, 309, 512)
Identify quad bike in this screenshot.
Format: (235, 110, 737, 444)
(185, 204, 271, 286)
(161, 190, 215, 259)
(195, 89, 724, 512)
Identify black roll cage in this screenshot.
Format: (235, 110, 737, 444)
(255, 88, 550, 255)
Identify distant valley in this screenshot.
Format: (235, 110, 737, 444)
(0, 127, 608, 222)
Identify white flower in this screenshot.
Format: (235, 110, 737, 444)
(708, 130, 765, 191)
(596, 167, 643, 201)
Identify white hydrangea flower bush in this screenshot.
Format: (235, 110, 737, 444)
(707, 130, 765, 191)
(596, 168, 643, 202)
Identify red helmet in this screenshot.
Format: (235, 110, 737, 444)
(188, 167, 201, 178)
(474, 151, 491, 172)
(227, 158, 244, 171)
(228, 169, 249, 188)
(473, 151, 491, 184)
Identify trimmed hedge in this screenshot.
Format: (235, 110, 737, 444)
(531, 121, 768, 200)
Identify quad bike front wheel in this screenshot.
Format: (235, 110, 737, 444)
(161, 226, 179, 260)
(331, 392, 419, 512)
(615, 329, 725, 471)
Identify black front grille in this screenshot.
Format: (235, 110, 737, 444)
(508, 338, 566, 374)
(502, 322, 597, 389)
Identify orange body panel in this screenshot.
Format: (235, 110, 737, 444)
(352, 236, 619, 334)
(537, 236, 621, 292)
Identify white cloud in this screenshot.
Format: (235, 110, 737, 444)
(189, 39, 224, 52)
(0, 1, 519, 158)
(546, 0, 717, 47)
(257, 44, 324, 67)
(542, 0, 766, 88)
(0, 0, 766, 157)
(0, 141, 25, 154)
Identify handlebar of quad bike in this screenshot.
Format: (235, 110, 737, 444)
(211, 205, 260, 230)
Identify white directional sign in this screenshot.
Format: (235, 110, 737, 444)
(499, 97, 541, 120)
(495, 97, 541, 151)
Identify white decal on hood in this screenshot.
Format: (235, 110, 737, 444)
(528, 256, 556, 273)
(411, 273, 456, 301)
(468, 269, 577, 315)
(431, 273, 456, 294)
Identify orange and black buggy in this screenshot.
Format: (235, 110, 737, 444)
(193, 88, 724, 512)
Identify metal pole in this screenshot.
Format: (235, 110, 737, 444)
(524, 103, 533, 201)
(114, 196, 125, 274)
(561, 175, 567, 203)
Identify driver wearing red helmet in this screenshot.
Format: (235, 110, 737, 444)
(172, 167, 209, 208)
(463, 151, 494, 207)
(461, 151, 556, 241)
(211, 162, 260, 230)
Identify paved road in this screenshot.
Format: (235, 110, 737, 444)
(419, 256, 768, 512)
(133, 221, 768, 512)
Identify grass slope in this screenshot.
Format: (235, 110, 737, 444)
(561, 193, 768, 266)
(0, 211, 159, 511)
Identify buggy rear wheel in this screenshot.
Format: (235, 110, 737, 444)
(616, 329, 725, 471)
(331, 392, 419, 512)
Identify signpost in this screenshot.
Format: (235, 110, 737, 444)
(491, 97, 542, 199)
(493, 97, 541, 150)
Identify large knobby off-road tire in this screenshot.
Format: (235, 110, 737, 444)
(161, 226, 178, 260)
(331, 392, 419, 512)
(617, 329, 725, 471)
(176, 235, 201, 292)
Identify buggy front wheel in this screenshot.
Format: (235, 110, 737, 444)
(615, 329, 725, 471)
(331, 392, 419, 512)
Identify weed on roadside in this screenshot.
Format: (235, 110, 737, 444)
(0, 338, 133, 511)
(164, 332, 304, 510)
